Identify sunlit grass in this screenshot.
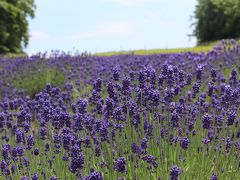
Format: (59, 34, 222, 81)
(95, 39, 240, 56)
(9, 67, 66, 98)
(95, 41, 219, 56)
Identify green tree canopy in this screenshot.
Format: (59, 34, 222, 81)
(0, 0, 35, 54)
(194, 0, 240, 44)
(212, 0, 240, 16)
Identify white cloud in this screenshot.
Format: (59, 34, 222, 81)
(104, 0, 158, 6)
(30, 30, 49, 40)
(69, 21, 136, 40)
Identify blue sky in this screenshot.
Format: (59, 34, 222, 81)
(26, 0, 198, 54)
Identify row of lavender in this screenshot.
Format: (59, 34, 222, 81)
(0, 40, 239, 179)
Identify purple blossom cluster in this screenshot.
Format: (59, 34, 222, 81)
(0, 40, 239, 179)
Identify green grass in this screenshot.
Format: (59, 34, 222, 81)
(9, 67, 66, 98)
(1, 39, 238, 58)
(95, 46, 212, 56)
(95, 41, 219, 56)
(1, 43, 239, 179)
(95, 39, 240, 56)
(0, 52, 28, 58)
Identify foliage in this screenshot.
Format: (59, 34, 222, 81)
(194, 0, 240, 43)
(0, 40, 239, 179)
(212, 0, 240, 17)
(10, 67, 66, 98)
(0, 0, 35, 54)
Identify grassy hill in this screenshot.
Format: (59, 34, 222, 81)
(95, 41, 220, 56)
(1, 39, 239, 58)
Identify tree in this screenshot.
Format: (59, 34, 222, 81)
(212, 0, 240, 38)
(194, 0, 240, 44)
(0, 0, 35, 54)
(211, 0, 240, 17)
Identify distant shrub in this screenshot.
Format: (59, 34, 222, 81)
(9, 67, 65, 98)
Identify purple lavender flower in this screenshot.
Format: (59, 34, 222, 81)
(202, 138, 210, 145)
(158, 74, 164, 87)
(50, 176, 58, 180)
(71, 102, 77, 113)
(131, 113, 140, 128)
(141, 137, 148, 150)
(0, 112, 5, 129)
(0, 160, 8, 174)
(122, 76, 131, 96)
(166, 65, 175, 86)
(151, 90, 160, 107)
(139, 70, 146, 88)
(202, 114, 211, 129)
(84, 171, 103, 180)
(34, 148, 39, 156)
(144, 122, 153, 138)
(131, 143, 141, 155)
(15, 129, 24, 143)
(2, 144, 10, 160)
(215, 115, 223, 127)
(142, 154, 158, 168)
(107, 81, 115, 98)
(114, 157, 127, 173)
(93, 78, 102, 92)
(113, 67, 120, 81)
(77, 98, 88, 114)
(225, 137, 232, 153)
(45, 143, 50, 152)
(162, 64, 168, 76)
(31, 173, 39, 180)
(208, 130, 214, 141)
(27, 135, 34, 150)
(40, 127, 47, 140)
(180, 137, 190, 150)
(113, 107, 125, 122)
(11, 164, 16, 174)
(192, 82, 200, 97)
(186, 73, 192, 85)
(171, 111, 180, 128)
(20, 176, 29, 180)
(95, 144, 101, 157)
(208, 83, 214, 97)
(22, 156, 30, 168)
(104, 97, 114, 117)
(62, 130, 72, 151)
(53, 133, 61, 147)
(98, 123, 109, 142)
(210, 173, 218, 180)
(227, 111, 236, 126)
(68, 152, 85, 174)
(45, 83, 51, 91)
(196, 65, 203, 81)
(71, 144, 81, 157)
(17, 144, 25, 157)
(169, 165, 180, 180)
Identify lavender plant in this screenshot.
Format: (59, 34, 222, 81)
(0, 40, 239, 179)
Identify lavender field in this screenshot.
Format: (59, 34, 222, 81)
(0, 40, 240, 179)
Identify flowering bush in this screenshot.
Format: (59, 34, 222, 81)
(0, 40, 239, 179)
